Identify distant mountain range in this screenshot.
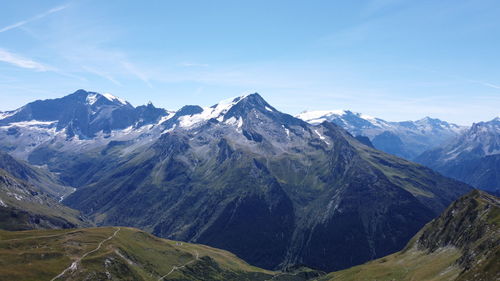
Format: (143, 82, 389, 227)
(417, 117, 500, 193)
(0, 90, 472, 272)
(296, 110, 464, 160)
(297, 110, 500, 194)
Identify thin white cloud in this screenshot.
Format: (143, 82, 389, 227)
(0, 4, 68, 33)
(120, 61, 153, 88)
(0, 48, 52, 71)
(83, 66, 122, 86)
(470, 80, 500, 90)
(0, 48, 85, 81)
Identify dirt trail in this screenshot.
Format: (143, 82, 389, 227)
(50, 227, 121, 281)
(157, 250, 200, 280)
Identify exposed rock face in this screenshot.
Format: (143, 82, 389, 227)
(416, 190, 499, 281)
(317, 190, 499, 281)
(0, 168, 89, 231)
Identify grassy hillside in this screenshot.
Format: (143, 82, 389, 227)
(318, 190, 500, 281)
(0, 227, 323, 281)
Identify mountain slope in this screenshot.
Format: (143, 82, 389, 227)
(416, 117, 500, 193)
(64, 93, 471, 272)
(0, 168, 89, 231)
(297, 110, 463, 160)
(318, 190, 500, 281)
(0, 227, 322, 281)
(0, 151, 73, 198)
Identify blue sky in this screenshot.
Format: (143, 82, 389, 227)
(0, 0, 499, 125)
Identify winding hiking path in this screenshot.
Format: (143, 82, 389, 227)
(50, 227, 121, 281)
(157, 250, 200, 280)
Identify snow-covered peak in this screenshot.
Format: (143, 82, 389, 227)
(412, 116, 463, 132)
(102, 93, 128, 105)
(444, 117, 500, 157)
(296, 110, 349, 125)
(296, 110, 388, 129)
(177, 93, 255, 128)
(84, 92, 128, 106)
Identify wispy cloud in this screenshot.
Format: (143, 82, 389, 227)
(120, 61, 153, 88)
(0, 48, 85, 81)
(0, 4, 69, 33)
(0, 48, 52, 71)
(82, 66, 122, 86)
(469, 80, 500, 90)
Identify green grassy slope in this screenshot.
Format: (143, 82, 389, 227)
(0, 227, 323, 281)
(318, 190, 500, 281)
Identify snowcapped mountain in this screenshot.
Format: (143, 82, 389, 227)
(0, 89, 171, 159)
(0, 89, 169, 137)
(416, 117, 500, 193)
(296, 110, 464, 160)
(0, 90, 472, 272)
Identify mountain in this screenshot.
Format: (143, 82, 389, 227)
(296, 110, 464, 160)
(1, 191, 496, 281)
(49, 92, 472, 272)
(318, 190, 500, 281)
(416, 117, 500, 193)
(0, 150, 73, 198)
(0, 89, 170, 160)
(0, 227, 322, 281)
(0, 167, 89, 231)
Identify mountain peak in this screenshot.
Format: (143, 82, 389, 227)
(175, 93, 278, 129)
(63, 89, 130, 107)
(101, 93, 128, 105)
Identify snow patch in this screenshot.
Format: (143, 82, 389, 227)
(86, 93, 98, 105)
(178, 94, 250, 128)
(158, 113, 175, 125)
(225, 117, 244, 129)
(265, 106, 273, 112)
(1, 120, 57, 128)
(0, 108, 21, 120)
(314, 129, 330, 144)
(282, 125, 290, 137)
(0, 199, 7, 207)
(296, 110, 347, 125)
(102, 93, 127, 105)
